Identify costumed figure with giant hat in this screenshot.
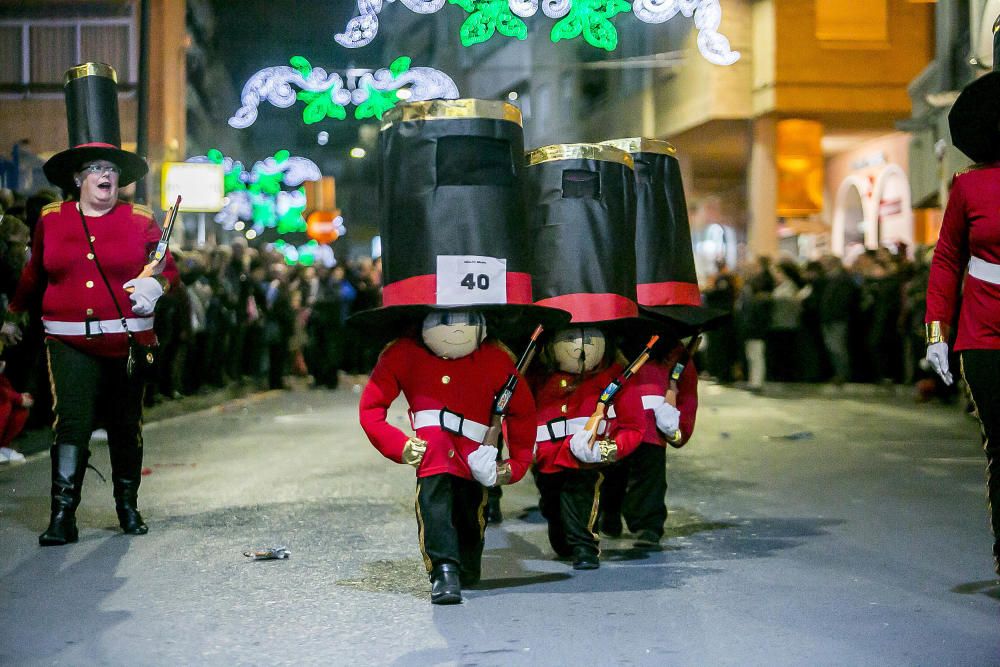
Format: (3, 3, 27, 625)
(926, 16, 1000, 576)
(524, 143, 649, 570)
(0, 63, 178, 545)
(595, 138, 728, 548)
(355, 100, 569, 604)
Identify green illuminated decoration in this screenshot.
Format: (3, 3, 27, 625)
(448, 0, 527, 47)
(551, 0, 631, 51)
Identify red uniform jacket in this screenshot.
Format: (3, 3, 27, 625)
(9, 201, 179, 357)
(359, 337, 536, 483)
(631, 356, 698, 448)
(0, 375, 29, 447)
(530, 363, 645, 474)
(926, 165, 1000, 351)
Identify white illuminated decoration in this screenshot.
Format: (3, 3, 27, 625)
(250, 155, 321, 187)
(229, 56, 459, 129)
(335, 0, 739, 64)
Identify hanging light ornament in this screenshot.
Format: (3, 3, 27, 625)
(335, 0, 739, 62)
(229, 56, 459, 129)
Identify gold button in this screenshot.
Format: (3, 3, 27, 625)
(441, 375, 451, 384)
(559, 379, 568, 388)
(87, 253, 94, 260)
(86, 308, 94, 316)
(560, 404, 568, 413)
(448, 449, 455, 458)
(85, 280, 94, 288)
(89, 235, 96, 242)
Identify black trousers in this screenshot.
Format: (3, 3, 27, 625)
(961, 350, 1000, 572)
(47, 339, 145, 455)
(535, 468, 603, 558)
(416, 474, 487, 579)
(600, 442, 668, 538)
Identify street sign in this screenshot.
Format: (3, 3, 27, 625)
(161, 162, 225, 212)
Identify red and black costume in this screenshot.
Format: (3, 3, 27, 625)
(530, 362, 645, 560)
(0, 374, 29, 450)
(926, 164, 1000, 573)
(599, 351, 698, 541)
(360, 337, 536, 584)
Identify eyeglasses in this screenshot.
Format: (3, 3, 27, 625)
(81, 164, 121, 177)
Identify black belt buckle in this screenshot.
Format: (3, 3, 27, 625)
(84, 317, 103, 339)
(546, 417, 567, 441)
(439, 408, 465, 436)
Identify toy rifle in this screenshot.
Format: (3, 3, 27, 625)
(124, 195, 180, 295)
(482, 325, 545, 453)
(664, 334, 702, 407)
(583, 334, 659, 445)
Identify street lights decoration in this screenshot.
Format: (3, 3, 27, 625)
(335, 0, 739, 64)
(228, 56, 459, 129)
(186, 149, 326, 238)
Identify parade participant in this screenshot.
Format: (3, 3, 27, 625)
(595, 138, 728, 547)
(0, 63, 177, 546)
(353, 99, 568, 604)
(526, 143, 648, 570)
(927, 19, 1000, 576)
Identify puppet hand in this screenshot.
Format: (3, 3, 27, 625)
(925, 342, 953, 386)
(569, 428, 601, 463)
(653, 402, 681, 436)
(402, 437, 427, 467)
(467, 445, 499, 486)
(123, 277, 163, 316)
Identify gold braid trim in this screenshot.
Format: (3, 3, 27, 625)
(925, 321, 945, 345)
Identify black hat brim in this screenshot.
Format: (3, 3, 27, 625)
(639, 304, 731, 334)
(949, 72, 1000, 164)
(347, 304, 572, 344)
(44, 145, 148, 191)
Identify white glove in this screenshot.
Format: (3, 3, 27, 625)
(467, 444, 499, 486)
(925, 341, 953, 386)
(569, 428, 601, 463)
(654, 402, 681, 436)
(123, 277, 164, 316)
(0, 321, 22, 345)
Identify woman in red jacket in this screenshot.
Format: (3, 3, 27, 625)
(927, 21, 1000, 575)
(1, 63, 177, 545)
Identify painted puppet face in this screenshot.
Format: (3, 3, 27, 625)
(551, 326, 605, 374)
(421, 310, 486, 359)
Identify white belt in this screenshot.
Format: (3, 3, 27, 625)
(411, 408, 488, 444)
(969, 256, 1000, 285)
(536, 416, 609, 442)
(43, 317, 154, 336)
(642, 395, 665, 410)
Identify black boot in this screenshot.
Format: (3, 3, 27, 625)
(572, 547, 600, 570)
(429, 563, 462, 605)
(39, 445, 89, 546)
(110, 443, 148, 535)
(599, 511, 623, 538)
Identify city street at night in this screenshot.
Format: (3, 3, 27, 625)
(1, 383, 996, 666)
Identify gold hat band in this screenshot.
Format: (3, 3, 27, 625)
(601, 137, 677, 156)
(525, 143, 634, 168)
(65, 62, 118, 85)
(381, 99, 522, 131)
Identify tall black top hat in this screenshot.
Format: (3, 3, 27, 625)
(525, 143, 641, 330)
(950, 17, 1000, 163)
(602, 138, 728, 334)
(349, 99, 569, 335)
(43, 63, 148, 192)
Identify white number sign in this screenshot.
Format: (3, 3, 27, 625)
(436, 255, 507, 305)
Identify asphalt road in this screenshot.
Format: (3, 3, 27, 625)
(0, 382, 997, 666)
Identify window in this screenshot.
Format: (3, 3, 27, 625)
(0, 12, 135, 89)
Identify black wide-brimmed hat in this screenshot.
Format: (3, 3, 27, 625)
(348, 99, 569, 338)
(525, 143, 649, 335)
(602, 137, 729, 336)
(950, 17, 1000, 163)
(43, 63, 148, 192)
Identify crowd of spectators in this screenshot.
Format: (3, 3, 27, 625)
(701, 245, 954, 400)
(0, 187, 385, 437)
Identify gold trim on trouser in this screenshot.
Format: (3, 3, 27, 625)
(587, 472, 604, 554)
(45, 345, 59, 434)
(477, 486, 488, 540)
(961, 354, 996, 563)
(415, 481, 433, 573)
